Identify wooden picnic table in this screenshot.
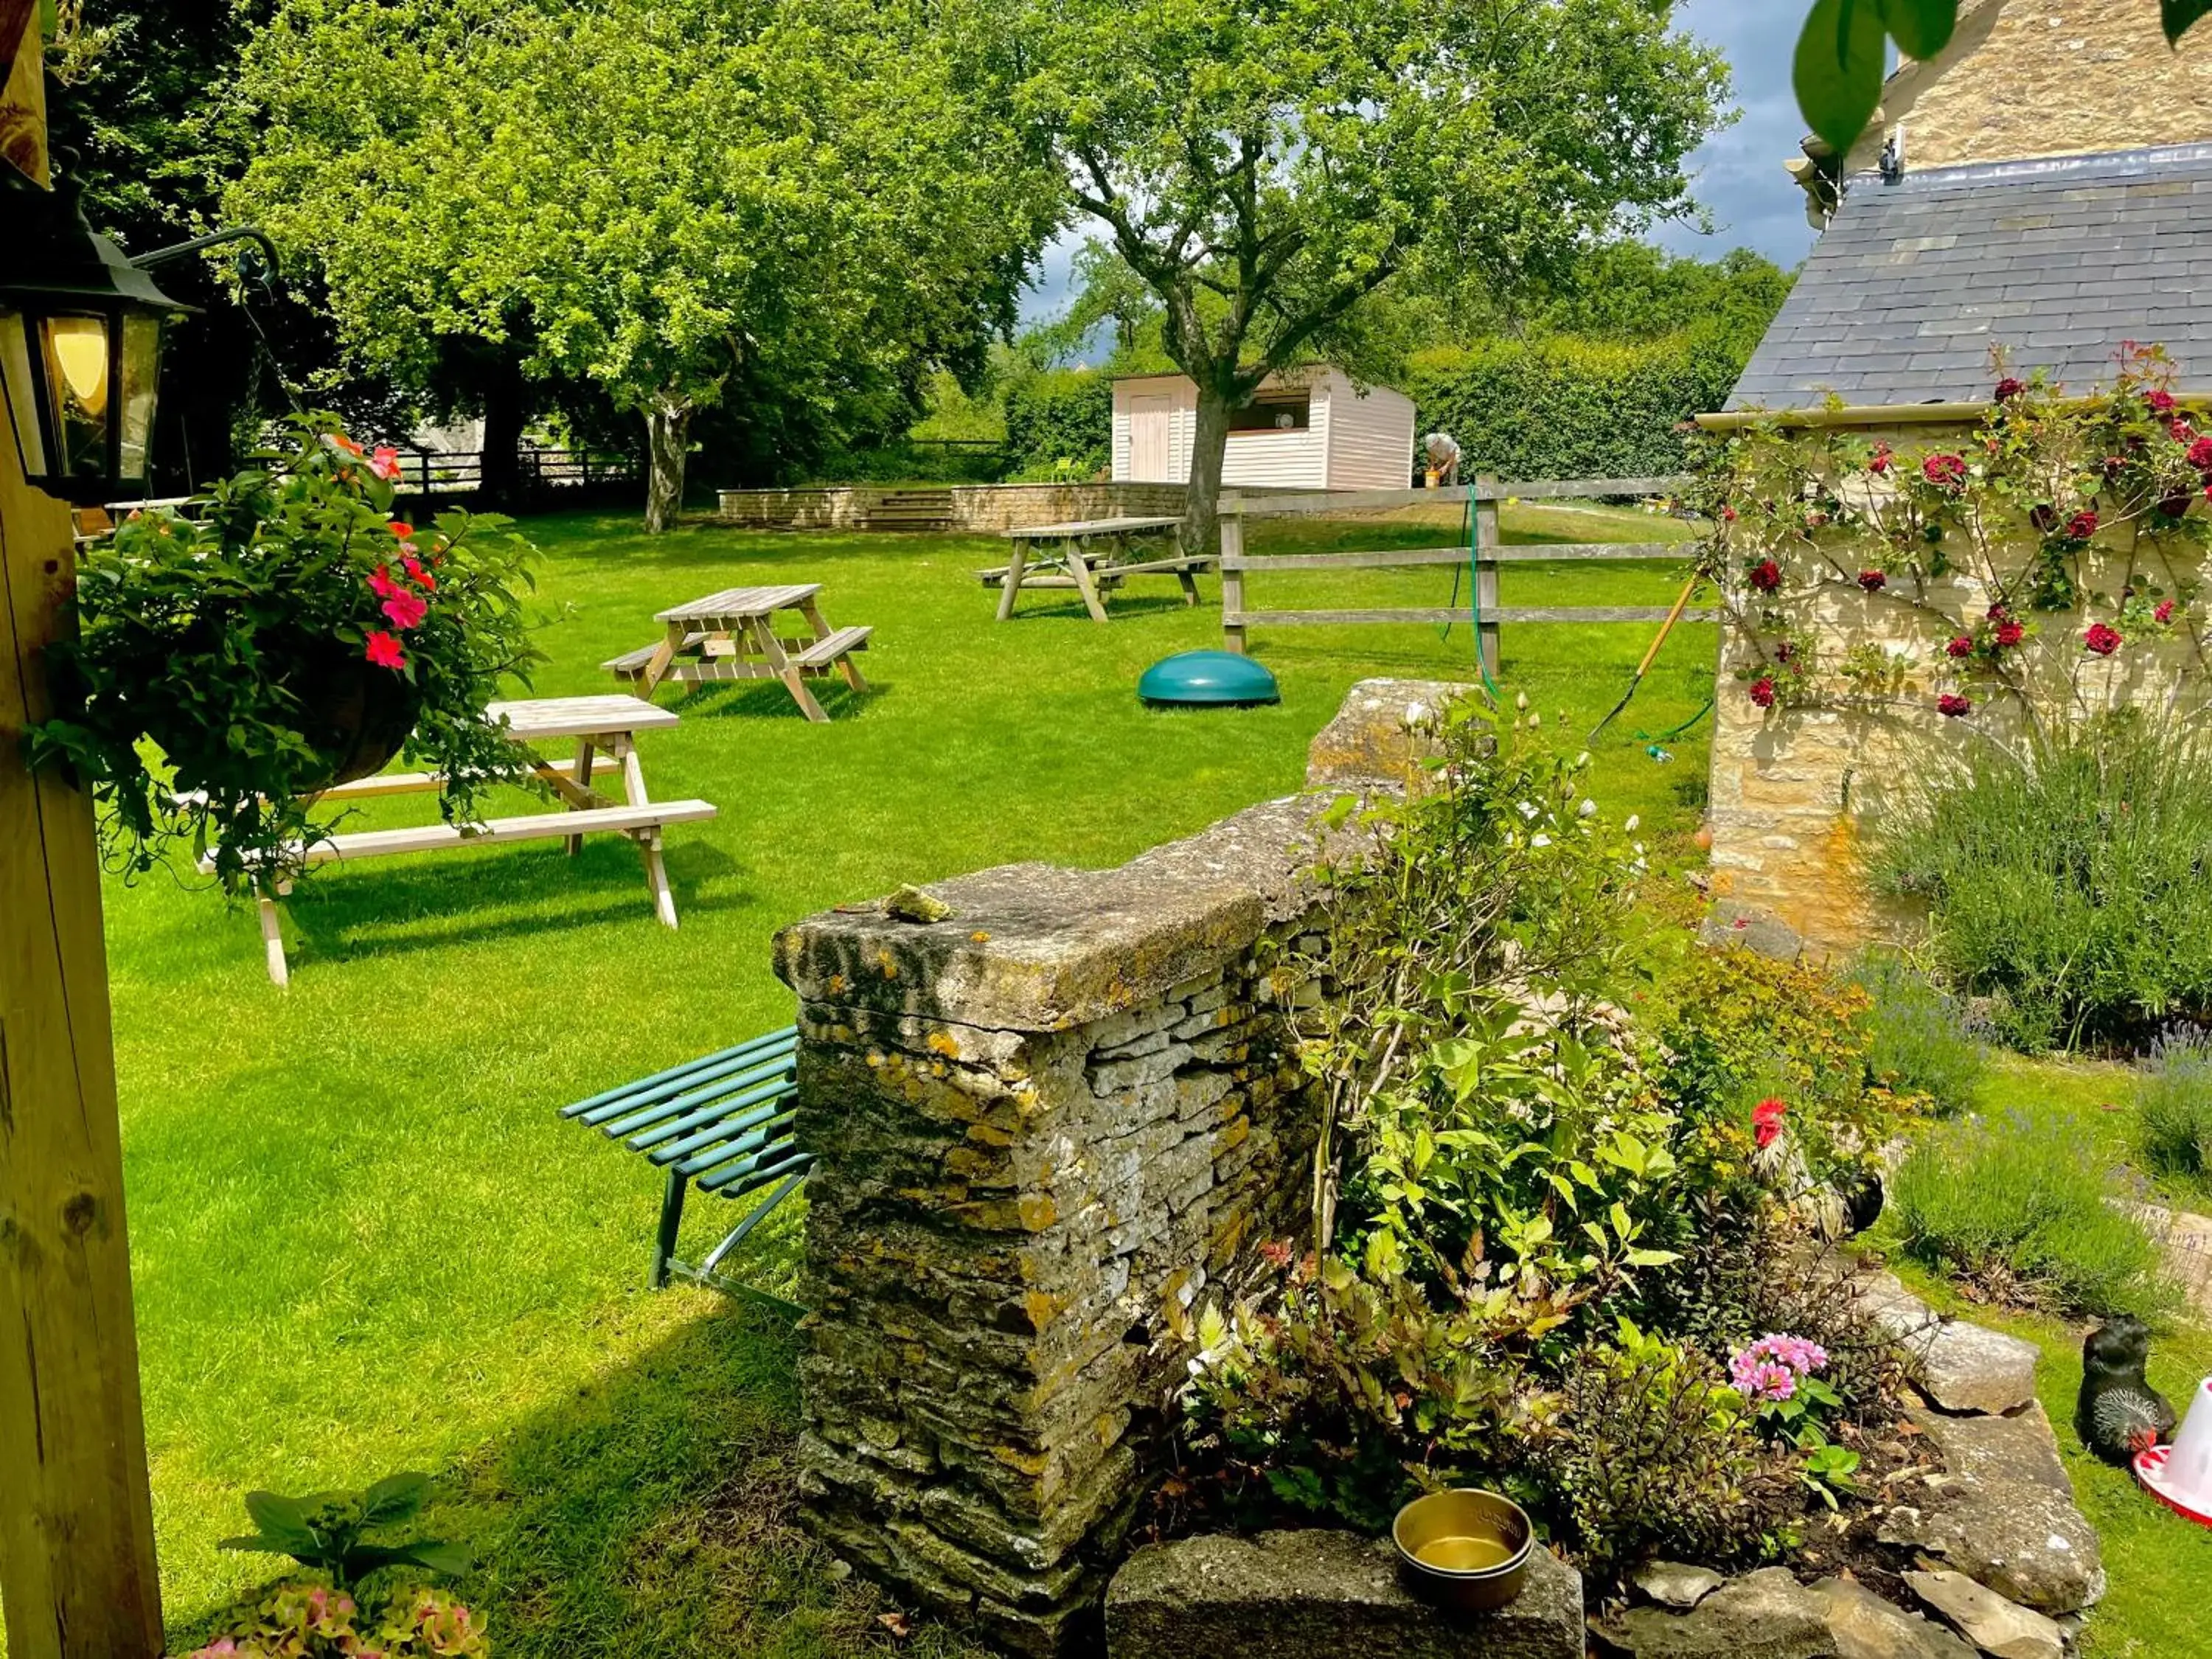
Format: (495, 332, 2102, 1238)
(204, 694, 717, 986)
(604, 582, 871, 722)
(982, 516, 1212, 623)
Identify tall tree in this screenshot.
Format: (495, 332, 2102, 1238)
(231, 0, 1057, 529)
(1009, 0, 1731, 549)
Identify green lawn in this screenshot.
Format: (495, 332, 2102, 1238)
(50, 501, 2205, 1658)
(89, 500, 1714, 1655)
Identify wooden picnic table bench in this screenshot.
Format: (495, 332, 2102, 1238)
(604, 582, 871, 722)
(560, 1023, 809, 1309)
(984, 515, 1211, 623)
(202, 694, 717, 986)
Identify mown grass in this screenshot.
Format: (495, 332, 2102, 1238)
(74, 499, 1714, 1655)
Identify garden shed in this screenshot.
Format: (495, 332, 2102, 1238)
(1700, 133, 2212, 958)
(1110, 365, 1415, 491)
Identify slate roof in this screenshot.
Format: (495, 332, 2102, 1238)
(1727, 142, 2212, 411)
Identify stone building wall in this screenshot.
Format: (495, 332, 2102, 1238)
(1846, 0, 2212, 177)
(771, 681, 1464, 1655)
(1706, 487, 2208, 957)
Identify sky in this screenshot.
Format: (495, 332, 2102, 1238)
(1017, 0, 1820, 327)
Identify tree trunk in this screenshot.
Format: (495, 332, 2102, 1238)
(476, 354, 527, 509)
(1180, 383, 1235, 556)
(643, 392, 693, 535)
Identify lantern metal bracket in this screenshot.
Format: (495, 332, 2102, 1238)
(127, 227, 282, 291)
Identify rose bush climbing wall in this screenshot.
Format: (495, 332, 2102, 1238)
(1695, 346, 2212, 954)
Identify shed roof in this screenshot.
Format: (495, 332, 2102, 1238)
(1727, 142, 2212, 412)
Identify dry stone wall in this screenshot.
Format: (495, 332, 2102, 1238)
(715, 481, 1187, 532)
(771, 680, 1470, 1655)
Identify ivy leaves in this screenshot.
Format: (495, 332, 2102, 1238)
(1795, 0, 2208, 155)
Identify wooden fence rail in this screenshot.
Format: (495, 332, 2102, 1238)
(1218, 473, 1707, 676)
(391, 447, 641, 497)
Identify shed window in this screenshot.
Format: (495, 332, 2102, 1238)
(1228, 390, 1311, 432)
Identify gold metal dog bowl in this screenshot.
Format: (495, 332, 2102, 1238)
(1391, 1488, 1534, 1612)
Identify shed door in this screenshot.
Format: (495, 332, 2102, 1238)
(1129, 394, 1174, 481)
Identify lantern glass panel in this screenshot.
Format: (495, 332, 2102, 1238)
(117, 310, 161, 490)
(0, 307, 49, 477)
(41, 310, 114, 487)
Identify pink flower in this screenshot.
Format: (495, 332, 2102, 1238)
(2084, 622, 2124, 656)
(368, 564, 406, 600)
(403, 554, 437, 591)
(2148, 388, 2178, 415)
(1938, 693, 1973, 718)
(2157, 599, 2177, 625)
(381, 589, 428, 630)
(1749, 677, 1777, 709)
(1730, 1332, 1829, 1402)
(366, 630, 407, 669)
(1946, 635, 1974, 658)
(369, 445, 402, 482)
(1857, 569, 1888, 592)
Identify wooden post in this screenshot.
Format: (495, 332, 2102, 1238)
(0, 21, 168, 1657)
(1474, 474, 1501, 682)
(1218, 492, 1245, 655)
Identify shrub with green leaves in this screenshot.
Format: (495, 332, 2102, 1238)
(183, 1582, 486, 1659)
(1891, 1106, 2174, 1318)
(219, 1472, 468, 1590)
(1874, 714, 2212, 1054)
(1848, 952, 1987, 1116)
(2137, 1027, 2212, 1190)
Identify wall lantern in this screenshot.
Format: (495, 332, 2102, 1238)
(0, 170, 194, 506)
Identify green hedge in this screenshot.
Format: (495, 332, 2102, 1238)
(1405, 333, 1749, 484)
(1002, 368, 1114, 479)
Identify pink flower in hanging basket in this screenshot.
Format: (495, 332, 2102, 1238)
(381, 589, 428, 631)
(368, 564, 405, 601)
(365, 630, 407, 669)
(2084, 622, 2124, 656)
(369, 445, 403, 482)
(403, 554, 437, 591)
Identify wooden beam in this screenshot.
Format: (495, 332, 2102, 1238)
(0, 21, 167, 1655)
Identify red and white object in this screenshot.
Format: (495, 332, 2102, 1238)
(2137, 1375, 2212, 1528)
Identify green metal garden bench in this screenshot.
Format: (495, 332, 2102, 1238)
(560, 1026, 810, 1310)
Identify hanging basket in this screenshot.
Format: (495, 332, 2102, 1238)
(285, 644, 423, 790)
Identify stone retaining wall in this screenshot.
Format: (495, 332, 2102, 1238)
(716, 481, 1188, 532)
(772, 680, 1470, 1655)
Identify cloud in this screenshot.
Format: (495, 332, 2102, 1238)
(1018, 0, 1820, 325)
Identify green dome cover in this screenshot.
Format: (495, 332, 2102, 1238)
(1138, 650, 1281, 707)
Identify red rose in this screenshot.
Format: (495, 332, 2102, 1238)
(1749, 677, 1777, 709)
(1946, 635, 1974, 658)
(2084, 622, 2124, 656)
(2067, 509, 2100, 540)
(1753, 1097, 1788, 1150)
(2157, 600, 2177, 625)
(2191, 438, 2212, 472)
(2160, 490, 2196, 518)
(1858, 569, 1888, 591)
(1721, 505, 1739, 523)
(1750, 559, 1781, 593)
(1938, 693, 1973, 718)
(365, 630, 407, 669)
(2174, 420, 2197, 445)
(2148, 389, 2178, 414)
(1922, 453, 1968, 490)
(1994, 377, 2026, 402)
(1868, 444, 1893, 475)
(1997, 619, 2025, 648)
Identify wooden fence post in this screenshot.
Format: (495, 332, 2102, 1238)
(1218, 492, 1245, 655)
(1474, 473, 1501, 682)
(0, 21, 167, 1658)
